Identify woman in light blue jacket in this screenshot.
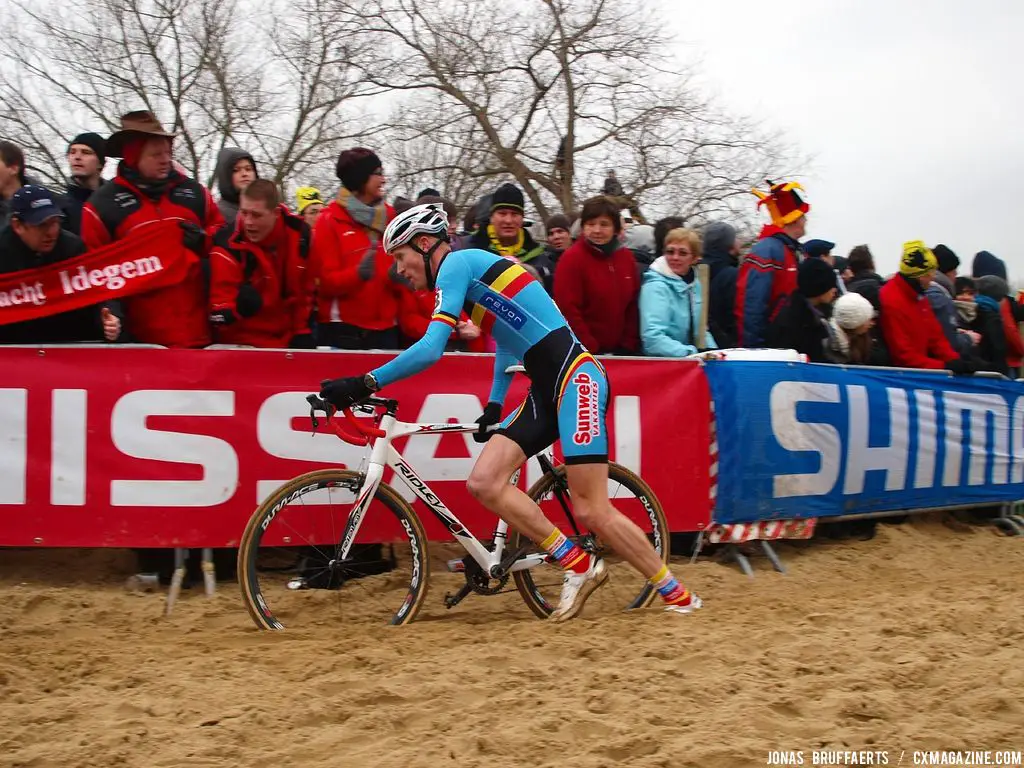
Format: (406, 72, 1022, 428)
(639, 227, 717, 356)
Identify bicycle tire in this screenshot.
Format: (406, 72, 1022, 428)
(512, 461, 670, 619)
(238, 469, 431, 629)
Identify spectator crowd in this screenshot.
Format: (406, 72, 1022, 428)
(2, 111, 1022, 379)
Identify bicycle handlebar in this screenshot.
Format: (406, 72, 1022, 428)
(305, 394, 386, 447)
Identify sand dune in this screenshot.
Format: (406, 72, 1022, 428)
(1, 515, 1022, 768)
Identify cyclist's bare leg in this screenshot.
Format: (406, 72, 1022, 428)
(566, 461, 698, 612)
(466, 434, 559, 543)
(564, 462, 663, 578)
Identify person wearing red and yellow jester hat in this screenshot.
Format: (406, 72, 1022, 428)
(735, 180, 810, 346)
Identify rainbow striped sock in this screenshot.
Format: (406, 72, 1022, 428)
(541, 529, 590, 574)
(650, 564, 692, 606)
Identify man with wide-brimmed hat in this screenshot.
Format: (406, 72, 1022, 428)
(81, 110, 225, 348)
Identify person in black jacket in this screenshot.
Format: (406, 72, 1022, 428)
(845, 244, 884, 310)
(765, 257, 837, 362)
(529, 213, 572, 295)
(0, 185, 121, 344)
(701, 221, 740, 348)
(61, 133, 107, 236)
(972, 276, 1011, 375)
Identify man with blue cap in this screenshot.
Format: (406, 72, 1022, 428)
(0, 185, 121, 343)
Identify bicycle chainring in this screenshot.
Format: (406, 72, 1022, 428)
(462, 556, 509, 595)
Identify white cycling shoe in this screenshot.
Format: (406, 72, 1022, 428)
(664, 594, 703, 615)
(549, 556, 608, 622)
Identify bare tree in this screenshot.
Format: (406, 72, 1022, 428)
(383, 95, 498, 215)
(0, 0, 260, 187)
(0, 0, 375, 192)
(246, 0, 384, 189)
(340, 0, 798, 223)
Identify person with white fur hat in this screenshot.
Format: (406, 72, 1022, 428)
(826, 292, 889, 365)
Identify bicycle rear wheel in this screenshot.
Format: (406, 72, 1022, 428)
(238, 469, 430, 629)
(512, 461, 670, 619)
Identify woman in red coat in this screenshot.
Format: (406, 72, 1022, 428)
(310, 148, 403, 349)
(553, 196, 640, 354)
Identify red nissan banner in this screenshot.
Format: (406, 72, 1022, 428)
(0, 347, 711, 547)
(0, 222, 192, 325)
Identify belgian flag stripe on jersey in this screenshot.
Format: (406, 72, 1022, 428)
(470, 262, 534, 332)
(431, 311, 458, 328)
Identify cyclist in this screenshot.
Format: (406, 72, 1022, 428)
(320, 200, 702, 620)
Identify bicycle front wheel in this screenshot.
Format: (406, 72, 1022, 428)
(512, 462, 670, 619)
(238, 469, 430, 629)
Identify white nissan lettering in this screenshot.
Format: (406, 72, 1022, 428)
(110, 390, 239, 506)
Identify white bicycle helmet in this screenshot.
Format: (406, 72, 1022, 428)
(383, 202, 451, 290)
(382, 202, 450, 253)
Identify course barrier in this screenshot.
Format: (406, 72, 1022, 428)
(706, 360, 1024, 523)
(2, 346, 1022, 548)
(0, 346, 711, 547)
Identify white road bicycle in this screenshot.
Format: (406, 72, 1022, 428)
(238, 371, 671, 628)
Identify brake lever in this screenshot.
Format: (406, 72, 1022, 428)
(305, 393, 333, 435)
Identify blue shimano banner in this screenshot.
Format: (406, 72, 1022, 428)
(705, 361, 1024, 523)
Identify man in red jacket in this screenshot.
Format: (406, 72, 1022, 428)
(879, 241, 973, 373)
(81, 111, 224, 348)
(310, 147, 404, 349)
(553, 195, 640, 354)
(208, 180, 313, 348)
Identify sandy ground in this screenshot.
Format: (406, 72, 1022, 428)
(1, 515, 1022, 768)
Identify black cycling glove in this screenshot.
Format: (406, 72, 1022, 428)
(320, 376, 373, 410)
(473, 402, 503, 444)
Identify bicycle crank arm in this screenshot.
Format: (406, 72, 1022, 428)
(443, 582, 475, 609)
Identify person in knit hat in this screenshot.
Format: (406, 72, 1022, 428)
(878, 241, 972, 372)
(966, 275, 1011, 375)
(925, 243, 976, 357)
(736, 179, 810, 347)
(701, 221, 741, 348)
(765, 257, 836, 362)
(971, 250, 1023, 376)
(309, 147, 404, 350)
(295, 186, 324, 227)
(62, 132, 107, 235)
(467, 181, 543, 263)
(825, 292, 888, 365)
(523, 212, 572, 295)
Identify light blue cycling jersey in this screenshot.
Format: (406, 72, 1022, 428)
(371, 248, 574, 402)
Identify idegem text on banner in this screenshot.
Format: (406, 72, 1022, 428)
(0, 222, 193, 325)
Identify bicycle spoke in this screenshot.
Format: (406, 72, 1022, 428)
(239, 470, 429, 629)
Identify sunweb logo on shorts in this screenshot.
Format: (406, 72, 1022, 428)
(573, 372, 601, 445)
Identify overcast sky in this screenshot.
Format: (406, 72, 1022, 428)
(668, 0, 1024, 279)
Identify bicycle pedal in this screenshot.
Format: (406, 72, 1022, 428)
(445, 558, 466, 573)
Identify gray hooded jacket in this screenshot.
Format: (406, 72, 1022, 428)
(215, 147, 257, 228)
